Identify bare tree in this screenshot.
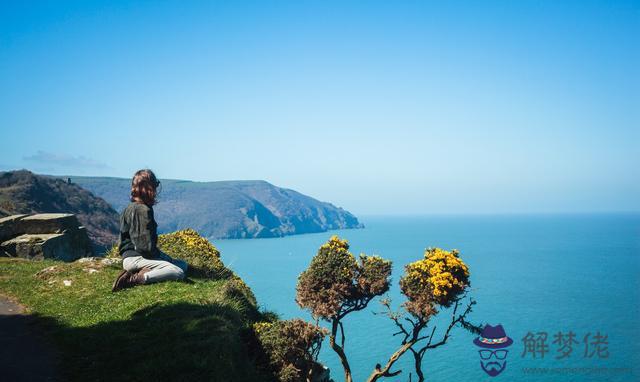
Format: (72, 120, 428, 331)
(372, 296, 478, 382)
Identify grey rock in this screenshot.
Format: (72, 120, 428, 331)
(100, 257, 121, 266)
(0, 214, 29, 242)
(18, 213, 80, 235)
(1, 232, 90, 261)
(76, 257, 103, 263)
(0, 213, 93, 261)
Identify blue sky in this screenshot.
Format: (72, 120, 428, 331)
(1, 1, 638, 215)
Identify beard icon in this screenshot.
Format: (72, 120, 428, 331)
(473, 324, 513, 377)
(480, 358, 507, 377)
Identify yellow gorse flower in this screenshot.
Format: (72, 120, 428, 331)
(170, 228, 220, 257)
(402, 247, 470, 304)
(157, 228, 229, 279)
(253, 322, 274, 335)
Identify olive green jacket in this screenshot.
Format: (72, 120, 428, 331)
(118, 202, 160, 259)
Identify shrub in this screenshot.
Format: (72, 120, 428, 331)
(253, 319, 327, 382)
(296, 235, 391, 320)
(400, 248, 470, 319)
(372, 247, 474, 382)
(296, 238, 476, 382)
(218, 276, 259, 320)
(158, 229, 232, 279)
(296, 235, 392, 382)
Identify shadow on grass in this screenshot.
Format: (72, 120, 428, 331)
(10, 302, 274, 382)
(0, 313, 59, 382)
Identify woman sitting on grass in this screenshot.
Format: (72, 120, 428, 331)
(112, 169, 188, 292)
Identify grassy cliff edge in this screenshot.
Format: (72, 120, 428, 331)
(0, 229, 277, 381)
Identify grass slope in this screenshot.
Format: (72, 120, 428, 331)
(0, 230, 274, 382)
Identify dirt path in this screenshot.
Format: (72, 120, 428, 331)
(0, 295, 59, 381)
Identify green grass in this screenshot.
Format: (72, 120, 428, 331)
(0, 230, 276, 382)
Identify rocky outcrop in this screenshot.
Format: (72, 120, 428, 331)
(0, 170, 119, 250)
(0, 213, 93, 261)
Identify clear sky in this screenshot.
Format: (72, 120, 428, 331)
(1, 1, 638, 215)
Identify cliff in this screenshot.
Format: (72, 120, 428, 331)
(1, 168, 362, 245)
(0, 170, 119, 249)
(0, 229, 327, 382)
(70, 176, 363, 239)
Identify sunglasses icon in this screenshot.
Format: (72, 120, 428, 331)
(478, 349, 509, 360)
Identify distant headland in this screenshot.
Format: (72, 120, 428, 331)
(0, 170, 363, 246)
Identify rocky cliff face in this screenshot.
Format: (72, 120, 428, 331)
(0, 170, 119, 249)
(71, 177, 364, 239)
(0, 213, 93, 261)
(0, 170, 363, 243)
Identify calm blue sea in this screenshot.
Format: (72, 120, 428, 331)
(215, 214, 640, 382)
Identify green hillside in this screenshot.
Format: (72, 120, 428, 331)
(0, 170, 119, 249)
(68, 175, 363, 239)
(0, 230, 281, 381)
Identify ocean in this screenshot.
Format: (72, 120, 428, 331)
(215, 214, 640, 382)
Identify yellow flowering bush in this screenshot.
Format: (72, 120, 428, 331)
(158, 229, 231, 279)
(400, 248, 470, 318)
(296, 235, 391, 319)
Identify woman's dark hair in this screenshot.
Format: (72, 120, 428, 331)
(130, 169, 160, 206)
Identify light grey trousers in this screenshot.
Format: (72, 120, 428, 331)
(122, 252, 188, 284)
